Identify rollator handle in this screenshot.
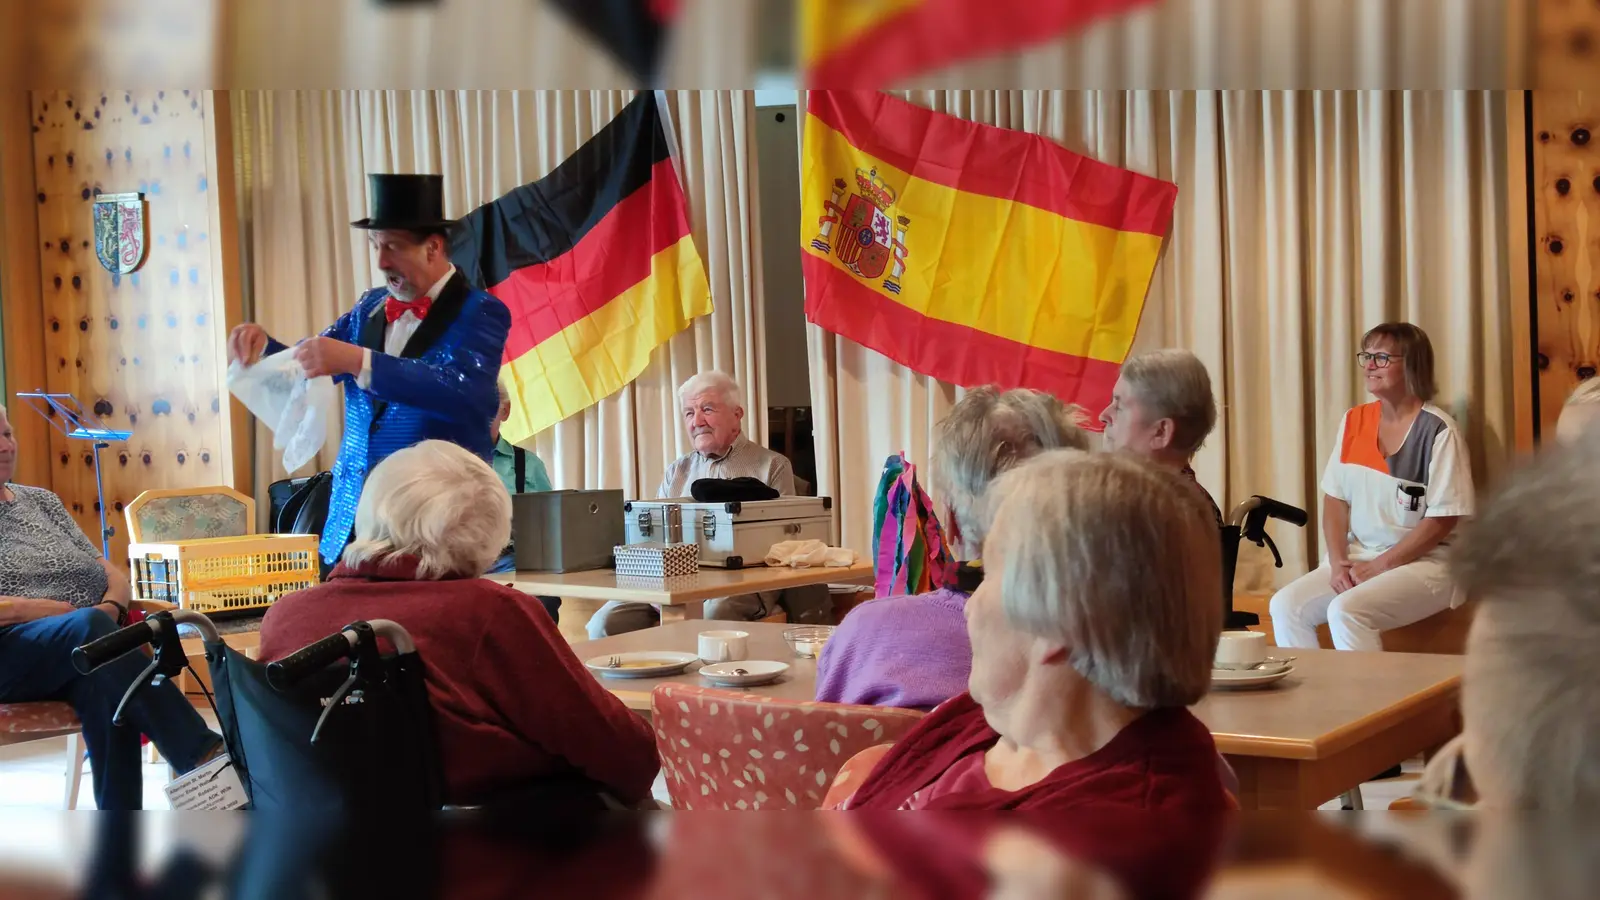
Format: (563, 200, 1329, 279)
(72, 620, 155, 675)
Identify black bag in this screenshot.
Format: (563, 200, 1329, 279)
(272, 472, 333, 537)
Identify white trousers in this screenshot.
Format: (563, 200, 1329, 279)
(1267, 558, 1455, 651)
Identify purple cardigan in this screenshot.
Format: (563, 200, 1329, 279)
(814, 588, 971, 711)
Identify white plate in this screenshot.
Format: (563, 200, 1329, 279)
(1214, 657, 1294, 675)
(585, 651, 700, 679)
(1211, 664, 1295, 690)
(698, 660, 790, 687)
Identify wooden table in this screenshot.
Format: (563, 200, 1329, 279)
(1194, 649, 1462, 810)
(494, 562, 874, 622)
(572, 621, 817, 711)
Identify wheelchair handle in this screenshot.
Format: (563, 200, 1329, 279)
(265, 619, 417, 691)
(72, 620, 154, 675)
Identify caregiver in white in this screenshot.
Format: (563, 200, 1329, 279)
(1270, 323, 1474, 651)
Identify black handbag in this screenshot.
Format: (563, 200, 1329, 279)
(272, 471, 334, 538)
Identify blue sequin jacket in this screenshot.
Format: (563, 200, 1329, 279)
(265, 272, 511, 563)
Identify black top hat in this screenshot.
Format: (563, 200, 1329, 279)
(350, 174, 454, 231)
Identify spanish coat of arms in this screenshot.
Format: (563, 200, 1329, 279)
(92, 192, 148, 275)
(811, 168, 910, 294)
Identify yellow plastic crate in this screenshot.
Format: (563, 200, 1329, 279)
(128, 534, 321, 616)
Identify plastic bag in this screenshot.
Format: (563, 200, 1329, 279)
(226, 350, 339, 473)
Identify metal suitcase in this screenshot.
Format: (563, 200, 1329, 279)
(512, 489, 625, 572)
(624, 497, 835, 568)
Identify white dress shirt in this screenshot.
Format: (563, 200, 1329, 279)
(357, 265, 456, 389)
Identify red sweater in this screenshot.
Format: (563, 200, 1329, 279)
(847, 692, 1229, 811)
(258, 557, 658, 806)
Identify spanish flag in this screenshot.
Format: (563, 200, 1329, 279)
(801, 91, 1175, 417)
(801, 0, 1159, 87)
(452, 93, 710, 444)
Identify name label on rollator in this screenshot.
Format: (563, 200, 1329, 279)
(164, 752, 248, 810)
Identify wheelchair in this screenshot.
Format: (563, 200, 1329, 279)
(73, 607, 633, 813)
(1221, 495, 1308, 629)
(74, 607, 443, 813)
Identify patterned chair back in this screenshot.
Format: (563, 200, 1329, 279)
(125, 486, 255, 543)
(650, 684, 924, 810)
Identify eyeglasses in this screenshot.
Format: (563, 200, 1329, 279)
(1357, 351, 1404, 368)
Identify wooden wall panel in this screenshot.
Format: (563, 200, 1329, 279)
(0, 90, 52, 490)
(29, 90, 234, 560)
(1528, 91, 1600, 438)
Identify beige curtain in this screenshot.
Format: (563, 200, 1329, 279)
(898, 0, 1508, 88)
(806, 91, 1510, 593)
(232, 90, 766, 527)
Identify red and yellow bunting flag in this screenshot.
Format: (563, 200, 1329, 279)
(800, 0, 1161, 88)
(801, 91, 1176, 418)
(452, 93, 710, 444)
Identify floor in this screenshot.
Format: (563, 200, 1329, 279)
(0, 597, 1425, 810)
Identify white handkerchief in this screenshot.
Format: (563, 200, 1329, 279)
(764, 540, 857, 569)
(227, 349, 339, 473)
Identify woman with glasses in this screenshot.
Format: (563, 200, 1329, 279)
(1268, 323, 1474, 651)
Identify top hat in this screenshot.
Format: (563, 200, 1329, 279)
(350, 173, 454, 231)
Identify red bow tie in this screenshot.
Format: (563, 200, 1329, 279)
(385, 294, 433, 323)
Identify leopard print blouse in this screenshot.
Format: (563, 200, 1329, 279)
(0, 484, 108, 607)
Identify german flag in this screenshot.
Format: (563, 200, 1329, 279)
(801, 0, 1159, 88)
(452, 93, 710, 444)
(801, 91, 1175, 419)
(547, 0, 680, 83)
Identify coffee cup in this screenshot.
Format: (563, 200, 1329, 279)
(1214, 630, 1268, 670)
(698, 630, 750, 664)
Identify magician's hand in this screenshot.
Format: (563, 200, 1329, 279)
(294, 337, 364, 379)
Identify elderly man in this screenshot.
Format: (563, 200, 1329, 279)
(587, 371, 797, 638)
(1098, 348, 1224, 527)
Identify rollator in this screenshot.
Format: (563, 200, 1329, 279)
(1221, 495, 1309, 630)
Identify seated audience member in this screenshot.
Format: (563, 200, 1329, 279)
(1556, 377, 1600, 443)
(1426, 433, 1600, 809)
(486, 384, 559, 622)
(814, 387, 1088, 709)
(836, 451, 1230, 811)
(588, 371, 799, 638)
(1270, 323, 1473, 651)
(1099, 348, 1224, 526)
(258, 440, 658, 807)
(0, 403, 223, 810)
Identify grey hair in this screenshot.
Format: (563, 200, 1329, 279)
(1117, 349, 1219, 456)
(983, 450, 1224, 709)
(342, 440, 511, 580)
(930, 387, 1089, 557)
(677, 371, 743, 412)
(1450, 436, 1600, 809)
(1557, 379, 1600, 445)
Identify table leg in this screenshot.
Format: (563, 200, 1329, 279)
(658, 602, 705, 624)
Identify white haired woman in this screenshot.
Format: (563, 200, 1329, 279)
(834, 451, 1231, 810)
(1556, 376, 1600, 443)
(815, 387, 1089, 709)
(0, 403, 224, 809)
(1099, 348, 1224, 526)
(258, 440, 658, 807)
(1269, 323, 1474, 652)
(1412, 429, 1600, 809)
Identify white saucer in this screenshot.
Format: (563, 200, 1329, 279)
(1211, 664, 1294, 690)
(585, 651, 699, 679)
(698, 660, 790, 687)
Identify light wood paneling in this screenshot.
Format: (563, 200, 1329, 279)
(29, 90, 235, 560)
(1527, 91, 1600, 436)
(0, 90, 51, 491)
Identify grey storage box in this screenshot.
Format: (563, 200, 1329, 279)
(512, 489, 625, 572)
(624, 497, 834, 569)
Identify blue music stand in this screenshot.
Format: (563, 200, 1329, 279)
(14, 392, 133, 559)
